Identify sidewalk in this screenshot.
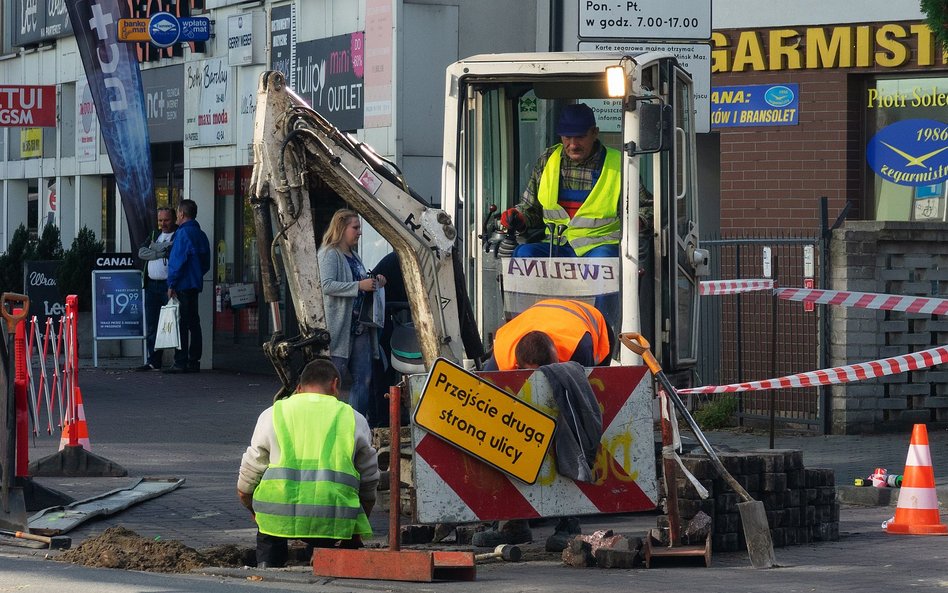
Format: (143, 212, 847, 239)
(16, 358, 948, 555)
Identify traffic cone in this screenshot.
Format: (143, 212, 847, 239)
(59, 387, 91, 452)
(886, 424, 947, 535)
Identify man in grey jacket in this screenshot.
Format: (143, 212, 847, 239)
(136, 207, 176, 371)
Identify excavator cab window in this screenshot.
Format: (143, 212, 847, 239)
(463, 80, 630, 358)
(453, 55, 701, 371)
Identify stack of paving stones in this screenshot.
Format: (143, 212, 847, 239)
(664, 450, 839, 551)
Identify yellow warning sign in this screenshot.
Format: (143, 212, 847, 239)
(413, 358, 555, 484)
(118, 18, 150, 42)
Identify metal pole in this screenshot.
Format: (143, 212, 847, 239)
(388, 384, 402, 551)
(819, 197, 830, 435)
(769, 254, 778, 449)
(735, 244, 744, 426)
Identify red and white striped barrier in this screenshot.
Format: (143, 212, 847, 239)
(679, 344, 948, 394)
(775, 287, 948, 315)
(22, 299, 85, 448)
(410, 366, 658, 523)
(699, 279, 774, 296)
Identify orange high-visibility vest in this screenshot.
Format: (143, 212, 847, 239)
(493, 299, 611, 371)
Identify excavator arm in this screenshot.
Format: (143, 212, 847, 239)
(249, 70, 476, 398)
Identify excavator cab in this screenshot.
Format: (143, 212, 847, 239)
(442, 52, 706, 373)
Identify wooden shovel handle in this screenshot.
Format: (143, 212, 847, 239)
(618, 332, 662, 375)
(0, 294, 29, 332)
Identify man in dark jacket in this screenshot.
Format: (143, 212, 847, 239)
(165, 199, 211, 373)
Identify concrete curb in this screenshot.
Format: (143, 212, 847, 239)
(837, 485, 948, 507)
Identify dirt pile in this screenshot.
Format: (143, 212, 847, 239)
(57, 526, 254, 573)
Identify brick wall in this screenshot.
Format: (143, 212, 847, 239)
(716, 68, 853, 232)
(712, 23, 936, 233)
(830, 222, 948, 433)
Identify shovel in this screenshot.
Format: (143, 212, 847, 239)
(0, 294, 29, 531)
(0, 528, 70, 549)
(620, 332, 776, 569)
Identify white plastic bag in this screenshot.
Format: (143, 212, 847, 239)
(358, 286, 385, 329)
(154, 299, 180, 350)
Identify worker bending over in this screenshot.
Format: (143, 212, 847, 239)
(485, 298, 612, 371)
(237, 359, 380, 568)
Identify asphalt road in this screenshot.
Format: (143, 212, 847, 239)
(0, 506, 945, 592)
(1, 365, 945, 591)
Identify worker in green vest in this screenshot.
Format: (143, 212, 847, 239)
(237, 359, 380, 568)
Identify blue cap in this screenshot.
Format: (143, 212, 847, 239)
(555, 103, 596, 137)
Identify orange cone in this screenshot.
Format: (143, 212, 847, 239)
(886, 424, 946, 535)
(59, 387, 91, 452)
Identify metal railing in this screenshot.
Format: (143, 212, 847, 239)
(696, 233, 824, 431)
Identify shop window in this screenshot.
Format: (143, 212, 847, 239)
(101, 176, 116, 251)
(153, 143, 183, 208)
(27, 181, 38, 240)
(213, 167, 259, 341)
(866, 76, 948, 221)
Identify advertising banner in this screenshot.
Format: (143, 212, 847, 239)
(67, 0, 156, 252)
(19, 128, 42, 158)
(92, 270, 145, 339)
(0, 86, 56, 127)
(237, 64, 264, 163)
(76, 77, 98, 161)
(270, 5, 296, 88)
(710, 83, 799, 129)
(12, 0, 74, 47)
(185, 57, 234, 146)
(364, 0, 393, 128)
(23, 261, 65, 331)
(296, 32, 365, 131)
(142, 65, 184, 143)
(228, 12, 264, 66)
(867, 119, 948, 187)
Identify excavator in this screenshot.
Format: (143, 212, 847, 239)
(249, 51, 707, 398)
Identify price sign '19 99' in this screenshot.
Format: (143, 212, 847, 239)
(93, 270, 145, 339)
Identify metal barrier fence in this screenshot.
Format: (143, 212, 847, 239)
(696, 233, 825, 431)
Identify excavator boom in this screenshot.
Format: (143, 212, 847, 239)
(249, 70, 473, 397)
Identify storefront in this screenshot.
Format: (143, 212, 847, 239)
(710, 20, 948, 230)
(211, 167, 268, 370)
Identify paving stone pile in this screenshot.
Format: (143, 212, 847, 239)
(666, 449, 840, 551)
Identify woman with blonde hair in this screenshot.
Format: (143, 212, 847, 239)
(317, 209, 386, 423)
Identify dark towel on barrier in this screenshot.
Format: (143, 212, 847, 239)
(537, 361, 603, 483)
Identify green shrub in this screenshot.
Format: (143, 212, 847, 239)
(693, 396, 738, 430)
(57, 227, 104, 311)
(0, 225, 31, 292)
(30, 222, 64, 260)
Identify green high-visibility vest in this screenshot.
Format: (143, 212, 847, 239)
(538, 144, 622, 256)
(253, 394, 372, 539)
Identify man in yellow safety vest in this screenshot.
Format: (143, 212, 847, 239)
(237, 359, 380, 568)
(500, 103, 623, 259)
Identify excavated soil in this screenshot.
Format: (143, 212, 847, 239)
(56, 526, 255, 573)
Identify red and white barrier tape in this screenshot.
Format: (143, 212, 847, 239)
(699, 279, 774, 296)
(679, 344, 948, 394)
(775, 287, 948, 315)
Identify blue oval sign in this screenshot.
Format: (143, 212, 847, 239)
(764, 85, 794, 107)
(149, 12, 180, 48)
(867, 119, 948, 187)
